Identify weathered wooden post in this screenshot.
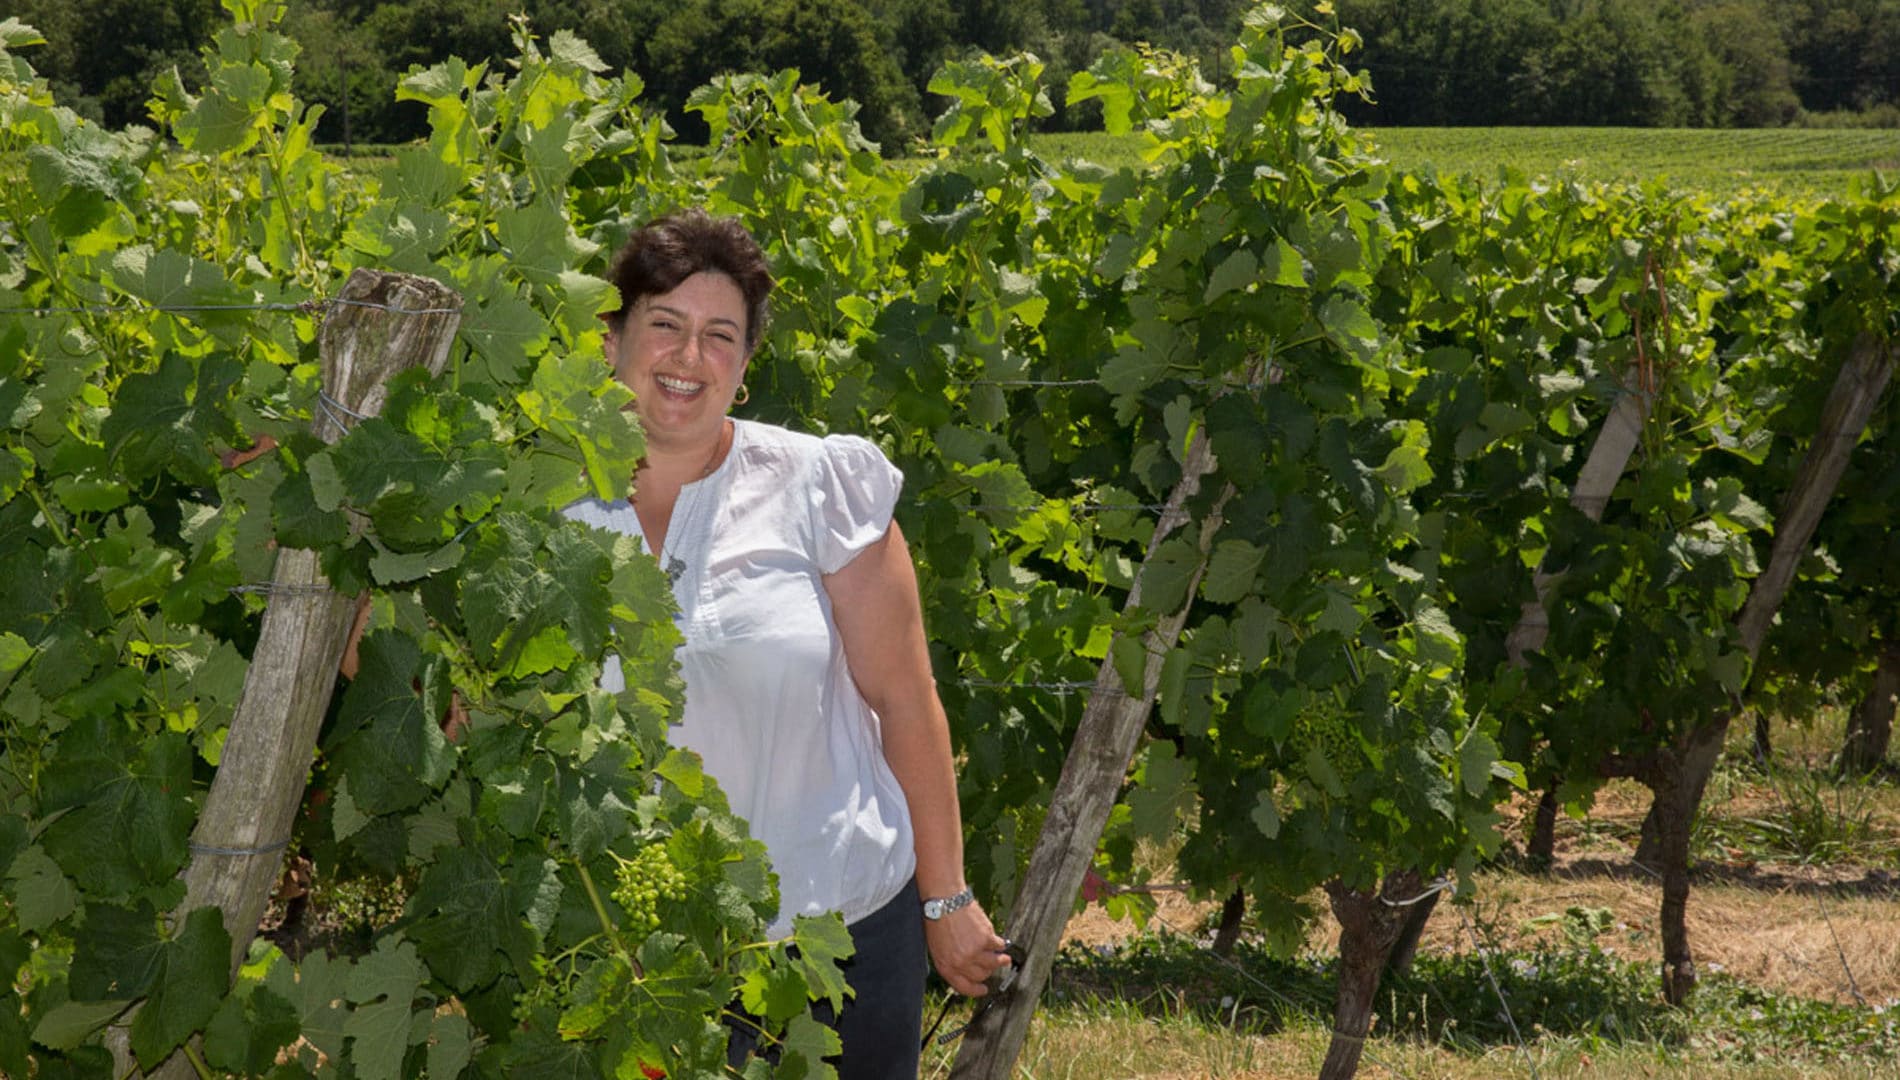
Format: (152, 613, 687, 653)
(1506, 370, 1656, 864)
(116, 269, 462, 1079)
(1504, 370, 1655, 666)
(1632, 331, 1893, 1005)
(950, 426, 1231, 1079)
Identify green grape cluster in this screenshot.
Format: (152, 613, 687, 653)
(511, 955, 564, 1027)
(612, 844, 689, 938)
(1291, 711, 1365, 774)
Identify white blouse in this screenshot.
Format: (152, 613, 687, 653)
(563, 418, 916, 936)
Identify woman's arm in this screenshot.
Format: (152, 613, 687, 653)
(825, 521, 1010, 997)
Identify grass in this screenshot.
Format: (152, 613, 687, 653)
(920, 933, 1900, 1078)
(316, 127, 1893, 200)
(926, 710, 1900, 1078)
(1025, 126, 1899, 199)
(1365, 127, 1899, 199)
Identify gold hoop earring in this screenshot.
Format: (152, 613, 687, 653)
(732, 383, 750, 407)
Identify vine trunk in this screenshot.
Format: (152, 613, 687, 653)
(1320, 870, 1424, 1080)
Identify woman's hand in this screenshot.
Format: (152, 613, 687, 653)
(925, 899, 1012, 997)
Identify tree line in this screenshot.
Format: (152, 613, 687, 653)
(1333, 0, 1900, 128)
(5, 0, 1898, 151)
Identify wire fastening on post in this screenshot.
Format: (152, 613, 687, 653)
(229, 583, 338, 598)
(189, 837, 292, 857)
(315, 389, 372, 438)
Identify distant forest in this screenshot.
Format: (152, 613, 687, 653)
(5, 0, 1897, 150)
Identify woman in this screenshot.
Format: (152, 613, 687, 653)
(564, 208, 1009, 1076)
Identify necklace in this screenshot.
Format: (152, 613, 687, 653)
(657, 420, 733, 585)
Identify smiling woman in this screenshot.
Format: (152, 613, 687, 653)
(563, 208, 1013, 1078)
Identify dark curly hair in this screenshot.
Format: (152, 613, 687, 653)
(604, 209, 774, 354)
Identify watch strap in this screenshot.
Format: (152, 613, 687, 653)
(922, 885, 974, 920)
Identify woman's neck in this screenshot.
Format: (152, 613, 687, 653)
(633, 419, 733, 502)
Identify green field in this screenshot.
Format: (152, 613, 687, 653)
(1032, 126, 1899, 198)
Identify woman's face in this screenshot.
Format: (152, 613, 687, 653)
(607, 270, 750, 455)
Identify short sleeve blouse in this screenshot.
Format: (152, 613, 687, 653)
(563, 419, 914, 936)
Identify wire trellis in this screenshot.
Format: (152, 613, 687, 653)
(0, 296, 461, 318)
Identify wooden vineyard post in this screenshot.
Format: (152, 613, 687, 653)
(119, 270, 463, 1079)
(950, 427, 1232, 1079)
(1506, 370, 1654, 863)
(1639, 331, 1893, 1005)
(1733, 334, 1894, 662)
(1504, 370, 1654, 665)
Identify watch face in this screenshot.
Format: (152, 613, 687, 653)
(924, 899, 942, 918)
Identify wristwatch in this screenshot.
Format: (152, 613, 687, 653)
(921, 886, 975, 920)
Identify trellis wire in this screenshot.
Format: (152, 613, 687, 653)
(960, 502, 1173, 514)
(956, 376, 1270, 391)
(0, 297, 461, 318)
(1452, 899, 1542, 1079)
(1381, 878, 1454, 907)
(949, 678, 1100, 695)
(1811, 882, 1868, 1007)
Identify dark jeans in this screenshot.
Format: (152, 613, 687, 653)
(728, 879, 927, 1080)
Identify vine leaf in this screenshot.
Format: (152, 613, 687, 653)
(101, 353, 243, 486)
(1250, 790, 1283, 840)
(516, 349, 643, 504)
(203, 983, 300, 1076)
(461, 286, 553, 386)
(1457, 731, 1503, 799)
(1139, 535, 1204, 614)
(426, 1011, 475, 1079)
(1203, 540, 1265, 604)
(777, 1012, 844, 1080)
(1204, 249, 1257, 303)
(462, 513, 613, 678)
(344, 938, 426, 1080)
(556, 743, 638, 860)
(28, 999, 128, 1051)
(5, 845, 78, 931)
(629, 933, 725, 1057)
(1126, 741, 1196, 842)
(329, 631, 454, 815)
(1260, 237, 1308, 288)
(557, 957, 628, 1040)
(739, 957, 809, 1024)
(128, 907, 231, 1068)
(786, 914, 854, 1014)
(403, 842, 540, 993)
(264, 950, 350, 1065)
(105, 247, 245, 317)
(506, 1026, 604, 1080)
(40, 721, 194, 894)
